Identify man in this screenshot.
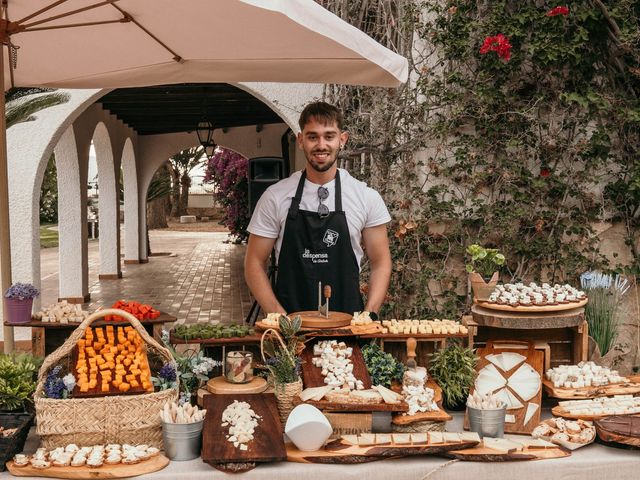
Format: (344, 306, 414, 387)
(244, 101, 392, 317)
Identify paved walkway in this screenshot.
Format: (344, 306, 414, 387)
(5, 230, 253, 342)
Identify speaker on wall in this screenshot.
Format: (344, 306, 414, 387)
(248, 157, 285, 215)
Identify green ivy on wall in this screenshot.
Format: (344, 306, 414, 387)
(320, 1, 639, 319)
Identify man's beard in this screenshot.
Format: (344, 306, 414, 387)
(307, 150, 338, 172)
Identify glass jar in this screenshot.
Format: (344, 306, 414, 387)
(225, 351, 253, 384)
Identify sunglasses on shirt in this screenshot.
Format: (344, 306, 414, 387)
(317, 186, 329, 218)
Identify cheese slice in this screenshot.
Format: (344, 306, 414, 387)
(410, 433, 428, 445)
(372, 385, 402, 404)
(375, 434, 392, 446)
(482, 437, 523, 453)
(299, 386, 333, 402)
(442, 432, 461, 443)
(524, 403, 539, 425)
(459, 432, 481, 443)
(392, 434, 412, 445)
(429, 432, 444, 444)
(513, 437, 555, 449)
(341, 435, 359, 446)
(505, 414, 516, 423)
(358, 434, 376, 447)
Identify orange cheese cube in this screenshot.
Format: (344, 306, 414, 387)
(118, 382, 130, 392)
(101, 383, 110, 393)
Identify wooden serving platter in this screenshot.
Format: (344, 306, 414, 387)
(392, 406, 451, 425)
(301, 339, 372, 389)
(7, 454, 169, 479)
(290, 310, 353, 328)
(207, 376, 268, 394)
(551, 406, 640, 421)
(286, 437, 478, 464)
(595, 416, 640, 448)
(294, 396, 408, 412)
(474, 298, 587, 313)
(202, 393, 287, 465)
(542, 375, 640, 399)
(444, 444, 570, 462)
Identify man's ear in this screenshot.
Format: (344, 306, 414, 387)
(297, 131, 303, 147)
(340, 131, 349, 146)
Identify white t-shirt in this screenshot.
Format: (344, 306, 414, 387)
(248, 168, 391, 269)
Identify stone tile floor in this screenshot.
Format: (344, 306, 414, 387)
(5, 230, 254, 343)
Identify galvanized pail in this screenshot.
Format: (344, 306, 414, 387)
(162, 419, 204, 461)
(467, 405, 506, 438)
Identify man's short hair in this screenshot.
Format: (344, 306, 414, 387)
(298, 101, 344, 131)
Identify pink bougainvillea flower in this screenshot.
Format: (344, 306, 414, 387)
(546, 6, 569, 16)
(479, 34, 512, 62)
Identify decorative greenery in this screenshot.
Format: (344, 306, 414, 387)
(361, 341, 405, 388)
(581, 271, 631, 355)
(4, 283, 39, 300)
(465, 244, 506, 278)
(172, 323, 255, 341)
(203, 148, 250, 241)
(429, 343, 477, 408)
(261, 316, 303, 385)
(158, 330, 219, 404)
(0, 353, 41, 411)
(321, 1, 640, 322)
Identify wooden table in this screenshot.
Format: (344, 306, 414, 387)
(5, 312, 176, 357)
(467, 305, 588, 367)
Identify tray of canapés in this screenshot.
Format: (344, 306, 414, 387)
(543, 361, 640, 399)
(475, 282, 587, 312)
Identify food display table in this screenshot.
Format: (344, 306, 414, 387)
(4, 410, 639, 480)
(5, 312, 176, 357)
(468, 305, 588, 368)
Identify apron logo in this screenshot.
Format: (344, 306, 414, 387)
(302, 249, 329, 263)
(323, 229, 339, 247)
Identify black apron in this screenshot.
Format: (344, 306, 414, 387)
(274, 170, 364, 314)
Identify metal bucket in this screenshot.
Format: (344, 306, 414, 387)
(467, 405, 506, 438)
(162, 420, 204, 461)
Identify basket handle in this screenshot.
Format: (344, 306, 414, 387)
(35, 308, 175, 397)
(260, 328, 295, 365)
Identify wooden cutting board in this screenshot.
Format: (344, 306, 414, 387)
(206, 376, 268, 394)
(202, 393, 286, 465)
(553, 406, 640, 421)
(443, 444, 570, 462)
(465, 340, 544, 434)
(286, 437, 478, 464)
(7, 454, 169, 479)
(542, 375, 640, 399)
(595, 416, 640, 448)
(294, 396, 408, 412)
(301, 339, 372, 389)
(290, 311, 353, 328)
(392, 406, 451, 425)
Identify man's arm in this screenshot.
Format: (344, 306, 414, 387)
(361, 224, 392, 314)
(244, 234, 286, 314)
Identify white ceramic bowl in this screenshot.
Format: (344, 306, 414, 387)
(285, 404, 333, 451)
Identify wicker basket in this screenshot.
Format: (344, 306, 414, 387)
(35, 309, 178, 449)
(0, 412, 33, 471)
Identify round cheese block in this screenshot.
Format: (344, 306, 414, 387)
(207, 376, 268, 394)
(289, 310, 352, 328)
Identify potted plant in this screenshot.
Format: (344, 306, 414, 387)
(465, 244, 505, 300)
(0, 353, 40, 412)
(362, 341, 405, 388)
(261, 315, 304, 424)
(428, 343, 477, 411)
(3, 283, 39, 324)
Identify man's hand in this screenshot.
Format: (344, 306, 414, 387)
(244, 234, 286, 314)
(361, 224, 392, 314)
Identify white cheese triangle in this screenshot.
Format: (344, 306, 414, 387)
(475, 363, 507, 396)
(524, 402, 539, 425)
(485, 354, 505, 371)
(498, 352, 526, 372)
(508, 364, 541, 401)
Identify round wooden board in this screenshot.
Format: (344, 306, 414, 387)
(207, 375, 268, 394)
(595, 416, 640, 448)
(291, 311, 353, 328)
(474, 298, 587, 313)
(7, 454, 169, 479)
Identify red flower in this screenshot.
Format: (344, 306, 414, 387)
(546, 6, 569, 16)
(479, 34, 512, 62)
(540, 166, 551, 178)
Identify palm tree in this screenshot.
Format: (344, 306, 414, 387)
(168, 146, 205, 218)
(6, 88, 69, 128)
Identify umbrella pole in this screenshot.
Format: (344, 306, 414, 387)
(0, 37, 15, 353)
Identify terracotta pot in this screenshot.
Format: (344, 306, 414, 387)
(469, 272, 499, 301)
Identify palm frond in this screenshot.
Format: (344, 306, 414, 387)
(6, 92, 70, 128)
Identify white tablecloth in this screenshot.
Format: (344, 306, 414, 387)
(3, 412, 638, 479)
